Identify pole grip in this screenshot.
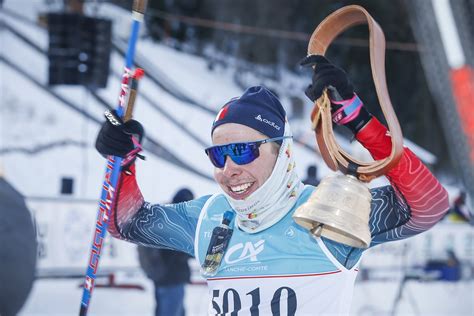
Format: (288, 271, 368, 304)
(124, 84, 137, 122)
(123, 68, 144, 122)
(133, 0, 148, 15)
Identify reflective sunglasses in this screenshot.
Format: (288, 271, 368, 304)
(205, 136, 291, 168)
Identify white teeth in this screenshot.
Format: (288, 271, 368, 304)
(230, 182, 252, 193)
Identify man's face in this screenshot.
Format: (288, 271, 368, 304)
(212, 123, 278, 200)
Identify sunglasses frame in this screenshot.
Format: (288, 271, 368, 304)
(205, 136, 291, 168)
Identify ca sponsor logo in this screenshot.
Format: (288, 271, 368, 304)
(224, 240, 265, 264)
(255, 114, 263, 121)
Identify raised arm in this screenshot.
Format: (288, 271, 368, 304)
(357, 117, 449, 245)
(95, 110, 207, 256)
(300, 55, 449, 268)
(322, 117, 449, 268)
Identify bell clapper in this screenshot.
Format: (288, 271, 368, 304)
(310, 223, 324, 238)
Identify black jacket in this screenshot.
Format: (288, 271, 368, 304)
(138, 246, 191, 286)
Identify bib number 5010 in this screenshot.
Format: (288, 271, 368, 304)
(212, 286, 297, 315)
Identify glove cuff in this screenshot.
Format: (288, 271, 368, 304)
(330, 93, 372, 134)
(120, 137, 144, 170)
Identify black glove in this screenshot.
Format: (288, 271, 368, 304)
(95, 110, 145, 159)
(300, 54, 372, 133)
(300, 54, 354, 101)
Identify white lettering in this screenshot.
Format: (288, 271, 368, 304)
(104, 110, 121, 126)
(225, 240, 265, 264)
(254, 115, 281, 130)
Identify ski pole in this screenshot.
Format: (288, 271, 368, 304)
(79, 1, 147, 315)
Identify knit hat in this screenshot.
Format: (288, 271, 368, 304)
(211, 86, 286, 143)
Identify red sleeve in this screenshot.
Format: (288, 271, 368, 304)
(107, 164, 144, 239)
(356, 118, 449, 233)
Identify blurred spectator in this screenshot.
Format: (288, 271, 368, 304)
(447, 191, 471, 223)
(138, 188, 194, 316)
(424, 249, 461, 281)
(0, 175, 37, 316)
(302, 165, 320, 186)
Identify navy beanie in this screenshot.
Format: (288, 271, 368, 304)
(211, 86, 286, 143)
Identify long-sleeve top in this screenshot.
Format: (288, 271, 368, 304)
(107, 117, 449, 269)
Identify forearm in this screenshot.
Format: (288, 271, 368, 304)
(107, 164, 145, 240)
(118, 201, 199, 256)
(356, 118, 449, 244)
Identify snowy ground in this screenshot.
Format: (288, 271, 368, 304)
(20, 274, 209, 316)
(19, 275, 474, 316)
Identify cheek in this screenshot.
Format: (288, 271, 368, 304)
(254, 155, 277, 183)
(214, 169, 223, 185)
(214, 169, 230, 192)
(263, 163, 275, 181)
(263, 164, 274, 180)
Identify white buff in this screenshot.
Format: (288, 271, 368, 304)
(222, 122, 304, 233)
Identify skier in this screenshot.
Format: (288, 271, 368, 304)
(95, 56, 449, 315)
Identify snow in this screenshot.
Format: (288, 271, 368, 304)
(1, 1, 472, 315)
(21, 275, 210, 316)
(18, 277, 474, 316)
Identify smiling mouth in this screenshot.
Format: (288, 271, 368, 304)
(229, 182, 254, 195)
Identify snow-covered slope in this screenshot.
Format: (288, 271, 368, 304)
(0, 0, 334, 202)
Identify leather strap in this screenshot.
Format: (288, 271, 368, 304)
(308, 5, 404, 182)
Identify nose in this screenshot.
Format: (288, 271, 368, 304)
(222, 156, 242, 177)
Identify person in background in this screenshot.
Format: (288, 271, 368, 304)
(302, 164, 320, 186)
(138, 188, 194, 316)
(0, 174, 37, 316)
(447, 191, 471, 223)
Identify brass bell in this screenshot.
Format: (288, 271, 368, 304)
(293, 174, 372, 248)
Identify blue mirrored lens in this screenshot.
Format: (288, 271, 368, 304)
(205, 136, 290, 168)
(208, 146, 226, 168)
(206, 143, 259, 168)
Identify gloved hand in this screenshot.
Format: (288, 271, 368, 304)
(95, 110, 145, 167)
(300, 54, 372, 133)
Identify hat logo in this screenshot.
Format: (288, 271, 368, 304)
(215, 104, 230, 122)
(255, 114, 281, 130)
